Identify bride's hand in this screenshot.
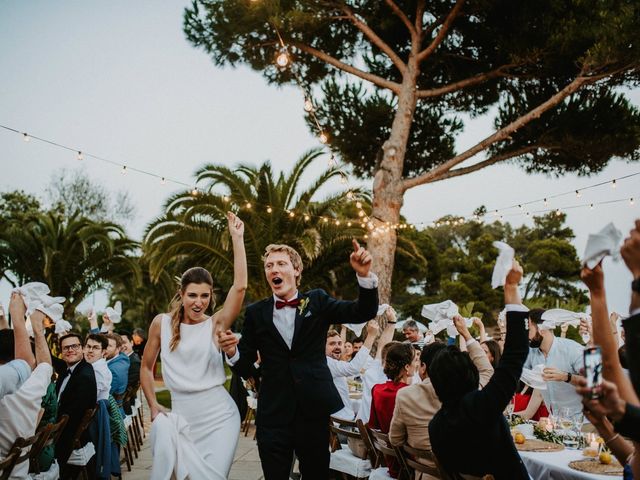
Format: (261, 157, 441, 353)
(217, 329, 239, 357)
(151, 404, 168, 421)
(227, 211, 244, 239)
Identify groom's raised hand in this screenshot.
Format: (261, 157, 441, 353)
(350, 239, 372, 277)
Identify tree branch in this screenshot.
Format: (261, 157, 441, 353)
(415, 0, 426, 35)
(420, 146, 538, 184)
(417, 0, 465, 63)
(289, 41, 401, 93)
(403, 74, 593, 191)
(341, 5, 407, 74)
(384, 0, 417, 39)
(416, 64, 513, 98)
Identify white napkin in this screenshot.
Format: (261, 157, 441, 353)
(421, 300, 472, 337)
(539, 308, 589, 331)
(36, 301, 65, 323)
(12, 282, 51, 315)
(521, 364, 547, 390)
(491, 241, 515, 289)
(105, 301, 123, 323)
(582, 223, 622, 269)
(55, 319, 73, 335)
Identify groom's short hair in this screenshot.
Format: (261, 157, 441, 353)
(263, 244, 304, 285)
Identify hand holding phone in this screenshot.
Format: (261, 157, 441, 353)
(584, 346, 603, 399)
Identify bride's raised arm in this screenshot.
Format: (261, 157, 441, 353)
(214, 211, 247, 330)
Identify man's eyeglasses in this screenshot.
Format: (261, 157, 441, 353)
(84, 345, 103, 351)
(61, 343, 81, 352)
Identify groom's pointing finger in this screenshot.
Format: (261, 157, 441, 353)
(352, 238, 360, 252)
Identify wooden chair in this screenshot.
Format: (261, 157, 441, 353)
(367, 428, 411, 480)
(242, 395, 258, 439)
(69, 407, 98, 480)
(29, 415, 69, 474)
(328, 416, 374, 479)
(402, 444, 445, 479)
(0, 447, 20, 480)
(5, 430, 48, 479)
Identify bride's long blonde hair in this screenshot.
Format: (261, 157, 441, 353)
(168, 267, 215, 351)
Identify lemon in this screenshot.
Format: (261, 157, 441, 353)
(599, 451, 612, 465)
(514, 432, 526, 444)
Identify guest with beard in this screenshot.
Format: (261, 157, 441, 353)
(523, 309, 585, 417)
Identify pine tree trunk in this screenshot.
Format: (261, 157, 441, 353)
(367, 71, 417, 303)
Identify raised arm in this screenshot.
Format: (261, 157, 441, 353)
(140, 315, 166, 421)
(376, 307, 398, 360)
(9, 293, 35, 369)
(30, 310, 52, 366)
(581, 264, 638, 404)
(620, 218, 640, 396)
(214, 212, 247, 330)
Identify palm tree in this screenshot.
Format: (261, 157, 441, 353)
(0, 211, 140, 318)
(144, 149, 368, 301)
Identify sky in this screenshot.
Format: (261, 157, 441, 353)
(1, 1, 638, 316)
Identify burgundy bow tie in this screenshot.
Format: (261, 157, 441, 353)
(275, 298, 300, 310)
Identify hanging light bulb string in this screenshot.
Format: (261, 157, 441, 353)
(0, 123, 192, 189)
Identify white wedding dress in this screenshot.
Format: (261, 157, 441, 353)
(150, 314, 240, 480)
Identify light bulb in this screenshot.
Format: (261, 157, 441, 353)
(590, 203, 594, 210)
(23, 133, 30, 142)
(335, 220, 340, 226)
(631, 198, 635, 206)
(191, 188, 198, 196)
(289, 211, 295, 218)
(556, 209, 562, 216)
(319, 132, 328, 144)
(77, 151, 83, 161)
(544, 198, 548, 207)
(160, 177, 166, 185)
(346, 191, 354, 200)
(276, 50, 290, 68)
(347, 221, 352, 227)
(323, 217, 328, 223)
(328, 155, 336, 168)
(121, 166, 127, 175)
(304, 214, 310, 221)
(612, 180, 617, 189)
(364, 234, 368, 239)
(267, 206, 272, 213)
(576, 190, 582, 198)
(303, 99, 314, 112)
(246, 202, 252, 209)
(355, 201, 362, 209)
(360, 223, 365, 228)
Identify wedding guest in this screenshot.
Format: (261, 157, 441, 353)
(389, 317, 494, 477)
(523, 308, 585, 416)
(356, 308, 399, 425)
(513, 382, 548, 421)
(0, 296, 53, 480)
(132, 328, 147, 358)
(352, 337, 364, 354)
(117, 330, 141, 414)
(56, 332, 97, 478)
(369, 342, 415, 478)
(104, 333, 130, 409)
(84, 334, 112, 401)
(402, 320, 425, 348)
(481, 339, 502, 369)
(341, 341, 354, 361)
(0, 294, 35, 397)
(326, 321, 378, 420)
(429, 260, 530, 480)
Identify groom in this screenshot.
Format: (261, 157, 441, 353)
(224, 240, 378, 479)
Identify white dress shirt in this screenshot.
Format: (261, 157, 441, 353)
(356, 358, 386, 424)
(57, 361, 80, 401)
(91, 358, 113, 401)
(327, 346, 371, 420)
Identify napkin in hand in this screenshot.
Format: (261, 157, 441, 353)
(421, 300, 472, 337)
(12, 282, 51, 315)
(344, 303, 390, 335)
(582, 223, 622, 269)
(521, 364, 547, 390)
(491, 241, 515, 289)
(540, 308, 589, 330)
(105, 301, 123, 323)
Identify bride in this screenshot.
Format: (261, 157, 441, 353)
(140, 211, 247, 479)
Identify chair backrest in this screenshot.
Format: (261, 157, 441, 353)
(49, 414, 70, 445)
(72, 407, 98, 449)
(9, 430, 47, 475)
(402, 444, 442, 478)
(367, 428, 411, 480)
(0, 448, 20, 480)
(355, 419, 379, 466)
(328, 416, 363, 452)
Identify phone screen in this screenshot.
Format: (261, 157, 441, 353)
(584, 346, 603, 398)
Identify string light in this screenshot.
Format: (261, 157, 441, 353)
(160, 177, 166, 185)
(288, 210, 295, 218)
(245, 202, 252, 209)
(77, 151, 83, 161)
(612, 179, 617, 189)
(23, 133, 30, 142)
(328, 155, 336, 168)
(319, 132, 328, 144)
(266, 206, 272, 213)
(276, 49, 290, 68)
(590, 203, 594, 210)
(121, 166, 127, 175)
(303, 99, 314, 112)
(631, 198, 635, 206)
(191, 187, 198, 196)
(575, 190, 581, 198)
(304, 214, 310, 221)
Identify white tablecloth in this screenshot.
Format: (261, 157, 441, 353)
(520, 449, 621, 480)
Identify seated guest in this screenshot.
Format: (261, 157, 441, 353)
(481, 339, 502, 369)
(326, 321, 378, 420)
(132, 328, 147, 358)
(84, 333, 114, 479)
(56, 332, 97, 478)
(429, 260, 530, 480)
(104, 333, 130, 408)
(341, 341, 354, 361)
(352, 337, 364, 355)
(117, 330, 141, 414)
(513, 382, 548, 421)
(368, 342, 415, 478)
(402, 319, 425, 348)
(0, 296, 53, 479)
(389, 317, 493, 478)
(524, 308, 585, 417)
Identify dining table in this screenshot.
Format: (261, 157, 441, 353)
(519, 448, 625, 479)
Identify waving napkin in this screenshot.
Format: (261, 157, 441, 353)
(421, 300, 472, 337)
(344, 303, 389, 335)
(521, 364, 547, 390)
(582, 223, 622, 269)
(55, 319, 73, 335)
(105, 301, 123, 324)
(12, 282, 51, 314)
(539, 308, 589, 331)
(491, 241, 515, 289)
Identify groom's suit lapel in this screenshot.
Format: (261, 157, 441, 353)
(262, 297, 290, 351)
(291, 293, 308, 349)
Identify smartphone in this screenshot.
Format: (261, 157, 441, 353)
(584, 346, 603, 399)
